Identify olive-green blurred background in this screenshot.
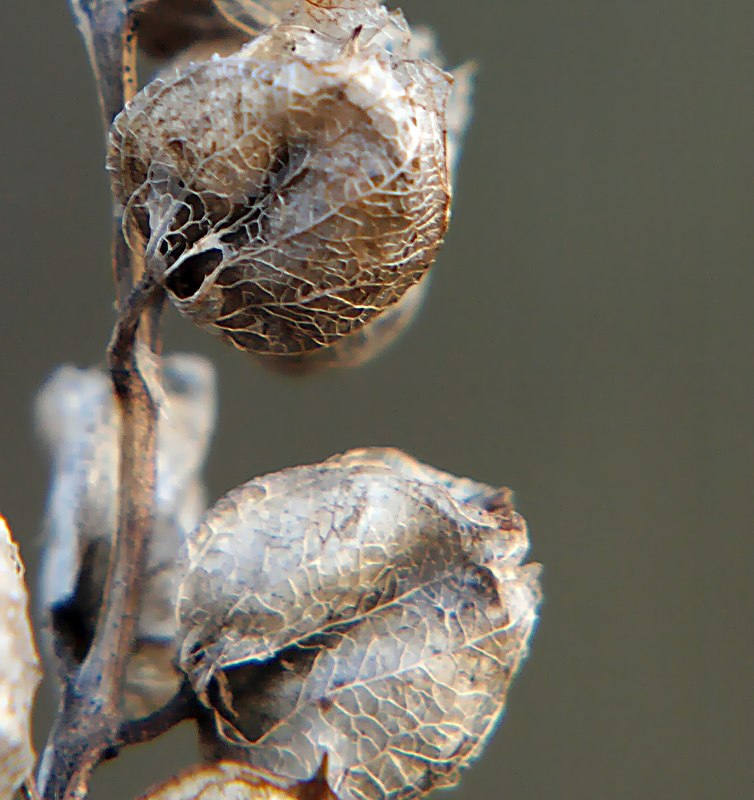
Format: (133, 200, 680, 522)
(1, 2, 751, 798)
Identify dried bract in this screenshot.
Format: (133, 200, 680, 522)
(0, 516, 41, 798)
(178, 448, 541, 800)
(36, 353, 216, 716)
(138, 761, 335, 800)
(108, 0, 452, 360)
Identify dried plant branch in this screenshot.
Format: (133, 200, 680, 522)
(100, 275, 162, 705)
(37, 277, 162, 800)
(113, 684, 195, 752)
(34, 5, 539, 800)
(68, 0, 139, 131)
(36, 5, 172, 795)
(68, 0, 145, 307)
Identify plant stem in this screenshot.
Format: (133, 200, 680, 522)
(113, 685, 195, 752)
(37, 277, 162, 800)
(68, 0, 138, 132)
(68, 0, 140, 307)
(35, 7, 174, 798)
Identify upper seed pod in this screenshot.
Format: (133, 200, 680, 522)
(108, 0, 452, 360)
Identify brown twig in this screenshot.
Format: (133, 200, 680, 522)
(37, 277, 162, 800)
(112, 683, 195, 752)
(67, 0, 138, 132)
(34, 6, 176, 798)
(68, 0, 142, 307)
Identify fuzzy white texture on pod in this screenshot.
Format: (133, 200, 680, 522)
(36, 352, 216, 717)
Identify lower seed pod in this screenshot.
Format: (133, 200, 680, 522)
(137, 760, 335, 800)
(177, 448, 541, 800)
(108, 0, 452, 358)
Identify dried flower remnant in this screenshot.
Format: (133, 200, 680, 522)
(36, 353, 216, 717)
(109, 0, 453, 361)
(0, 516, 41, 798)
(178, 448, 541, 800)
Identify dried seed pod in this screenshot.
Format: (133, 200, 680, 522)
(402, 25, 475, 185)
(159, 33, 250, 73)
(36, 353, 216, 717)
(137, 761, 335, 800)
(0, 516, 41, 798)
(108, 0, 453, 360)
(253, 25, 474, 373)
(261, 278, 429, 374)
(178, 448, 541, 800)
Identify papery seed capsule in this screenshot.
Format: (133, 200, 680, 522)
(137, 760, 334, 800)
(108, 0, 452, 359)
(176, 448, 541, 800)
(0, 517, 40, 799)
(261, 277, 429, 374)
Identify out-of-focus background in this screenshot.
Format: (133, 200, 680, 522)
(0, 2, 751, 798)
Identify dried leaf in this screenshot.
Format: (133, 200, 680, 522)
(178, 448, 541, 800)
(137, 760, 335, 800)
(108, 0, 453, 360)
(36, 352, 216, 717)
(0, 516, 42, 798)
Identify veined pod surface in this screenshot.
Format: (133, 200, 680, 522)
(108, 0, 453, 359)
(0, 517, 41, 799)
(137, 760, 335, 800)
(178, 447, 541, 800)
(254, 22, 474, 374)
